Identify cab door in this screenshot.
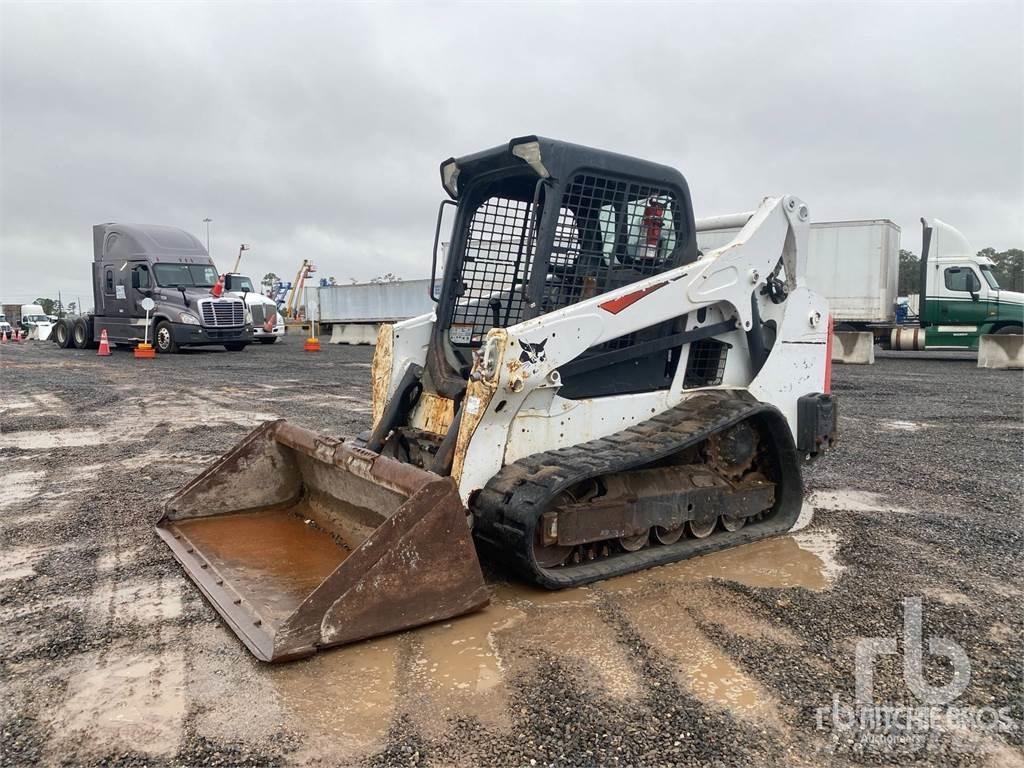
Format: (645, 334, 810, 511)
(939, 265, 991, 325)
(127, 262, 156, 340)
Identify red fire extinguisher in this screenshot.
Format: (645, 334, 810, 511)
(639, 199, 665, 260)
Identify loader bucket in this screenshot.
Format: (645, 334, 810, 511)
(156, 420, 489, 662)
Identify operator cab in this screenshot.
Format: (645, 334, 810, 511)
(430, 136, 699, 399)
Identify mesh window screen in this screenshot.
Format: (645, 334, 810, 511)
(544, 174, 680, 315)
(447, 174, 681, 347)
(449, 196, 535, 345)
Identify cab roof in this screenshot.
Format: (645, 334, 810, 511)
(440, 135, 689, 200)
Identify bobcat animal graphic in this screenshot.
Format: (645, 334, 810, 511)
(519, 338, 548, 365)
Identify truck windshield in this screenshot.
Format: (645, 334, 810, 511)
(980, 265, 1000, 290)
(153, 264, 218, 288)
(24, 315, 49, 323)
(229, 276, 256, 292)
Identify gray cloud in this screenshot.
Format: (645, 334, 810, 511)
(2, 1, 1021, 306)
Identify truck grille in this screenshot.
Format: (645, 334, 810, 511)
(249, 304, 267, 326)
(198, 298, 245, 327)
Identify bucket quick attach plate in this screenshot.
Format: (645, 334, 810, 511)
(156, 420, 489, 662)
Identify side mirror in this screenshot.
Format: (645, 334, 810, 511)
(178, 286, 190, 308)
(131, 272, 140, 289)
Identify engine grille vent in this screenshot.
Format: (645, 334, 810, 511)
(199, 298, 245, 327)
(683, 339, 729, 388)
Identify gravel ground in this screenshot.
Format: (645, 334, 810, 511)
(0, 337, 1021, 767)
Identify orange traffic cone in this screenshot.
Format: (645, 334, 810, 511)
(304, 336, 321, 352)
(1, 330, 6, 344)
(134, 342, 155, 359)
(97, 329, 111, 356)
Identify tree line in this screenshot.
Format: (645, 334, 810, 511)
(898, 247, 1022, 295)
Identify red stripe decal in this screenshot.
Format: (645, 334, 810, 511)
(599, 281, 668, 315)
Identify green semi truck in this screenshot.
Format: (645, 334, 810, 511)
(889, 218, 1022, 350)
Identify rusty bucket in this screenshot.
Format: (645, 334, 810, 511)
(156, 420, 488, 662)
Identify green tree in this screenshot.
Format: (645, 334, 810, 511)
(898, 250, 920, 295)
(978, 247, 1023, 292)
(261, 272, 280, 292)
(33, 297, 57, 315)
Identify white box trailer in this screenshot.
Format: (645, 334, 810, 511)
(696, 218, 901, 326)
(312, 279, 435, 344)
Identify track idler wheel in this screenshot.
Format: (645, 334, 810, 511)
(720, 515, 746, 532)
(653, 524, 686, 545)
(619, 530, 650, 552)
(688, 517, 717, 538)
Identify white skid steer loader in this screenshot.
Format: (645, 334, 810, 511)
(157, 136, 837, 661)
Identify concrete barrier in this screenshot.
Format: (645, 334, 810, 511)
(978, 334, 1024, 370)
(832, 331, 875, 364)
(328, 322, 381, 345)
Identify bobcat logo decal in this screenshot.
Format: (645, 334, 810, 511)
(518, 338, 548, 365)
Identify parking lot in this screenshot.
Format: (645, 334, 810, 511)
(1, 337, 1021, 767)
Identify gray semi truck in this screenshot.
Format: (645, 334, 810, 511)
(52, 223, 252, 353)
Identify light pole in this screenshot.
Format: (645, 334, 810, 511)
(203, 217, 212, 256)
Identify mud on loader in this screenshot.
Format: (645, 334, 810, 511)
(157, 136, 837, 661)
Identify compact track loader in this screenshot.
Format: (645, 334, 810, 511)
(158, 136, 837, 661)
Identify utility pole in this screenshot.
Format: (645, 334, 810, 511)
(203, 217, 213, 256)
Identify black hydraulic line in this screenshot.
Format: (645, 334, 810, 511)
(746, 293, 769, 376)
(365, 364, 423, 453)
(429, 407, 464, 476)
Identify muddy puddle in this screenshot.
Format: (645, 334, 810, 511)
(599, 531, 842, 593)
(270, 635, 401, 754)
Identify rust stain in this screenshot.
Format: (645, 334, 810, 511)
(370, 324, 394, 430)
(451, 377, 496, 485)
(410, 392, 456, 436)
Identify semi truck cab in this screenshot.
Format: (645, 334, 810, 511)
(53, 224, 252, 353)
(224, 273, 286, 344)
(918, 218, 1023, 347)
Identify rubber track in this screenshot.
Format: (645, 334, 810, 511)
(472, 389, 803, 589)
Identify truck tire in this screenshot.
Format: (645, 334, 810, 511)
(995, 324, 1023, 335)
(154, 321, 179, 354)
(71, 319, 91, 349)
(224, 342, 247, 352)
(54, 320, 73, 348)
(257, 337, 278, 344)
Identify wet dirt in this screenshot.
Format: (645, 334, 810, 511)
(49, 646, 187, 760)
(2, 342, 1021, 767)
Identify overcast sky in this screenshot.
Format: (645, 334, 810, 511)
(1, 1, 1021, 307)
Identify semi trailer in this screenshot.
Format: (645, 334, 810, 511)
(697, 217, 1022, 350)
(52, 224, 252, 353)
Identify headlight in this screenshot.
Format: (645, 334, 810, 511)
(179, 312, 200, 325)
(245, 308, 253, 324)
(480, 335, 501, 381)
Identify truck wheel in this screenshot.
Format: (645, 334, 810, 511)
(995, 325, 1023, 335)
(224, 343, 247, 352)
(54, 320, 73, 348)
(258, 337, 278, 344)
(71, 319, 91, 349)
(155, 321, 179, 353)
